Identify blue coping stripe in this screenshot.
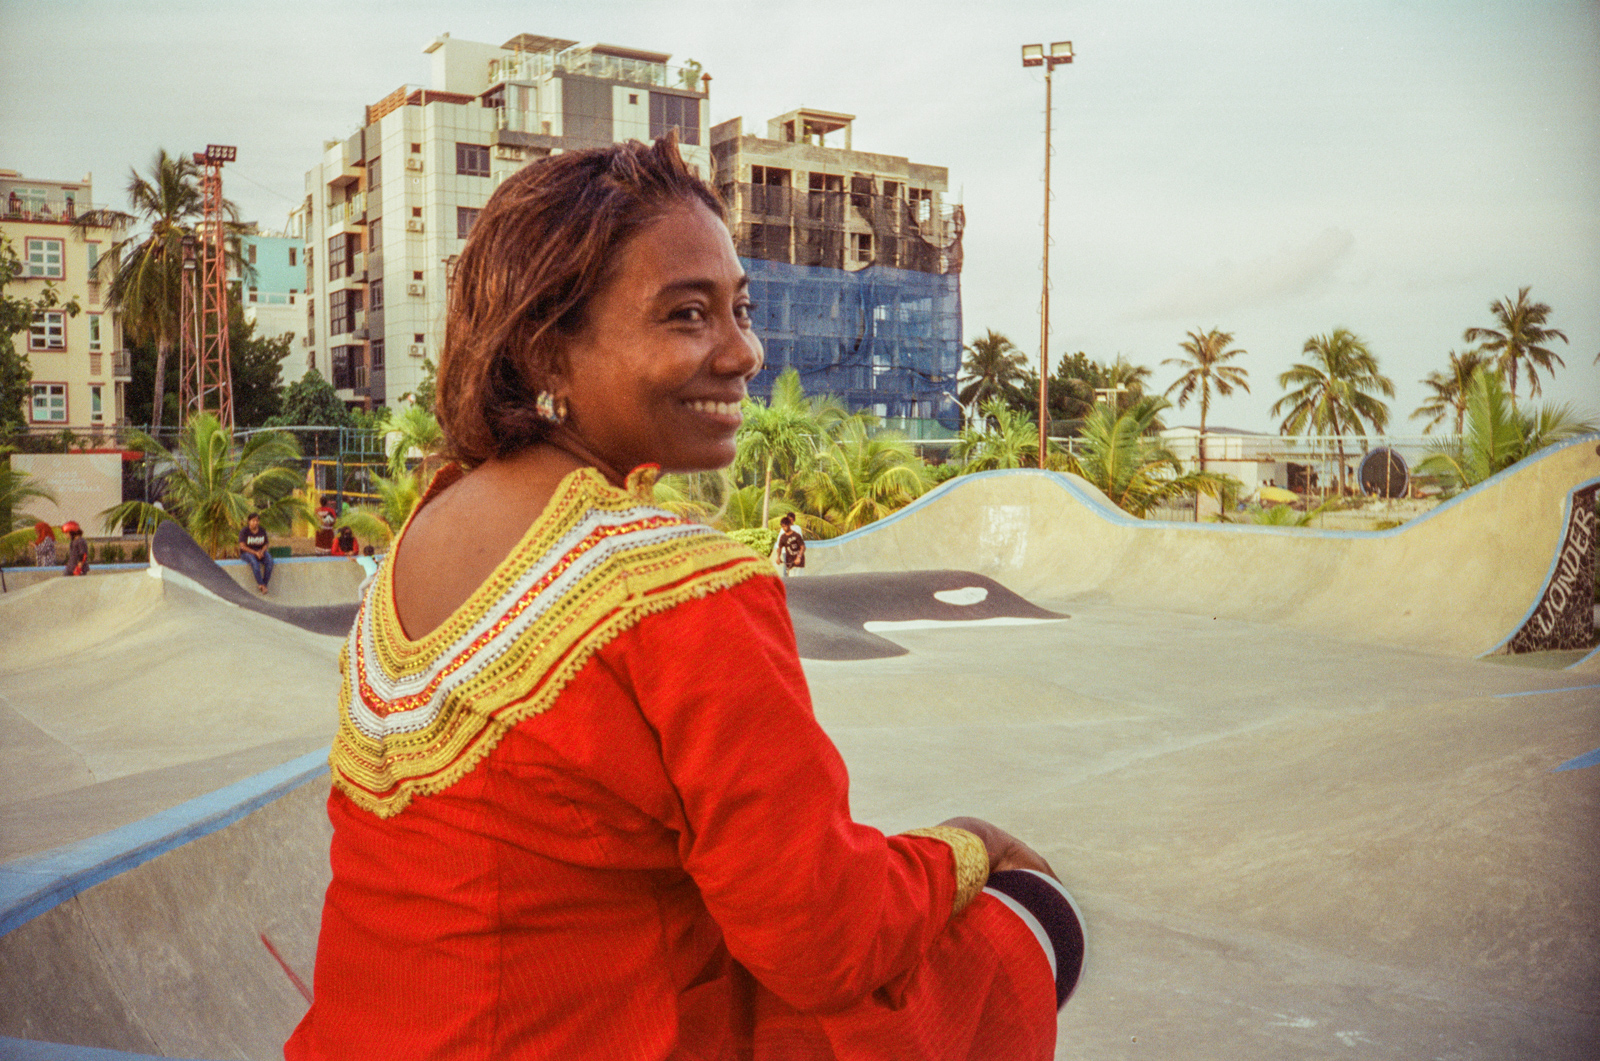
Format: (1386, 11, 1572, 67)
(1556, 748, 1600, 772)
(0, 750, 329, 939)
(1492, 683, 1600, 699)
(0, 1036, 214, 1060)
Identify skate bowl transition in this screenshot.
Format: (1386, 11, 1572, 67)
(1, 437, 1597, 1060)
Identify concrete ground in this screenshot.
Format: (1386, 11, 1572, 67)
(1, 442, 1597, 1059)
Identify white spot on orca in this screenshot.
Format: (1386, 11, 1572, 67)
(934, 586, 989, 606)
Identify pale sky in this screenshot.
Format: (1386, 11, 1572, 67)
(3, 0, 1596, 434)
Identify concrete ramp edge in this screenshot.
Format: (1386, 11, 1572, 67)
(0, 751, 329, 938)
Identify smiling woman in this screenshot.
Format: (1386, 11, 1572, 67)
(286, 136, 1082, 1061)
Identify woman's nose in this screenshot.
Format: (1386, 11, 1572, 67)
(715, 317, 764, 380)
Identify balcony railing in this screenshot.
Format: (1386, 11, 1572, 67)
(111, 350, 132, 378)
(2, 195, 114, 224)
(327, 193, 366, 227)
(492, 49, 705, 93)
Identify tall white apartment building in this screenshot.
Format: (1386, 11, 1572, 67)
(302, 32, 711, 410)
(1, 169, 127, 433)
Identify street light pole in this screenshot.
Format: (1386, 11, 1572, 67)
(1021, 41, 1073, 469)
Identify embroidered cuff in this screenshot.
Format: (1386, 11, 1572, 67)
(903, 826, 989, 915)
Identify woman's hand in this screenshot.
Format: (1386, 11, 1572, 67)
(939, 816, 1058, 880)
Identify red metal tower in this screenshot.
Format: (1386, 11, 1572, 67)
(179, 144, 237, 428)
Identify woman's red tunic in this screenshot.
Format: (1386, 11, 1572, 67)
(284, 467, 1056, 1060)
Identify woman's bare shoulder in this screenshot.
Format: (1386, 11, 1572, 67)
(393, 448, 582, 639)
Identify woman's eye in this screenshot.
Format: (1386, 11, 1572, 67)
(672, 305, 707, 323)
(734, 302, 755, 322)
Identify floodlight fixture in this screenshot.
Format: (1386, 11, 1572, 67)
(1021, 44, 1044, 67)
(1050, 41, 1074, 62)
(205, 144, 237, 164)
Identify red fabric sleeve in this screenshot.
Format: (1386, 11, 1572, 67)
(612, 574, 962, 1014)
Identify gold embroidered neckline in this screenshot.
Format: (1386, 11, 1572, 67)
(378, 463, 661, 658)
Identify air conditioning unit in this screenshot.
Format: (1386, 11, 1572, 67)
(494, 145, 522, 161)
(406, 219, 424, 233)
(409, 344, 426, 358)
(407, 282, 425, 296)
(405, 157, 424, 171)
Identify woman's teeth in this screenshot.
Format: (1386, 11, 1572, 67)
(687, 400, 739, 417)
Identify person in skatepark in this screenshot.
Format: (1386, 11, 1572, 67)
(287, 135, 1084, 1061)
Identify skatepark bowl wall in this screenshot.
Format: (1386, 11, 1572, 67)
(1, 435, 1597, 1059)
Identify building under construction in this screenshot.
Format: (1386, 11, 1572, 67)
(711, 109, 963, 431)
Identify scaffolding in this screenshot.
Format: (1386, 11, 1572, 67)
(731, 179, 964, 425)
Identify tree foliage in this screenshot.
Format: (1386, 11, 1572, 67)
(1416, 368, 1597, 494)
(1462, 286, 1568, 406)
(1063, 396, 1231, 517)
(1271, 328, 1395, 494)
(101, 413, 305, 556)
(1411, 348, 1488, 435)
(958, 330, 1029, 410)
(1162, 327, 1249, 470)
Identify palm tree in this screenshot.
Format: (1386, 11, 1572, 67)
(96, 151, 204, 432)
(734, 369, 829, 526)
(1162, 328, 1250, 473)
(1411, 348, 1488, 434)
(957, 330, 1029, 411)
(0, 464, 60, 559)
(793, 419, 930, 537)
(1063, 396, 1230, 517)
(100, 413, 305, 556)
(1271, 329, 1395, 495)
(1462, 287, 1568, 408)
(1417, 369, 1598, 494)
(337, 467, 424, 548)
(381, 403, 444, 478)
(954, 397, 1042, 471)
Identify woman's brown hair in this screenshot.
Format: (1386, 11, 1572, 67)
(437, 135, 723, 466)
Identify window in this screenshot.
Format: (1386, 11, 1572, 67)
(328, 233, 347, 280)
(371, 339, 385, 372)
(414, 333, 425, 344)
(330, 289, 361, 334)
(30, 311, 65, 350)
(368, 156, 382, 191)
(368, 221, 382, 252)
(411, 142, 422, 154)
(24, 238, 63, 278)
(90, 384, 103, 423)
(413, 272, 423, 281)
(909, 187, 933, 222)
(456, 143, 490, 176)
(88, 314, 101, 351)
(247, 242, 257, 265)
(628, 93, 639, 105)
(370, 278, 384, 309)
(853, 232, 873, 263)
(456, 207, 481, 240)
(649, 93, 701, 145)
(86, 242, 100, 273)
(288, 247, 298, 268)
(31, 383, 66, 422)
(412, 207, 422, 218)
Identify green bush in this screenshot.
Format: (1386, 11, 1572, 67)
(727, 527, 778, 558)
(98, 542, 124, 564)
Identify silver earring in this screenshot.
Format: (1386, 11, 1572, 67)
(536, 391, 568, 425)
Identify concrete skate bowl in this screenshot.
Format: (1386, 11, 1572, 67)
(2, 440, 1597, 1059)
(804, 433, 1600, 660)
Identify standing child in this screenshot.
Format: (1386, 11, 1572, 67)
(62, 521, 88, 576)
(777, 513, 806, 578)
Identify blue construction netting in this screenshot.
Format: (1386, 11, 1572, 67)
(743, 257, 962, 430)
